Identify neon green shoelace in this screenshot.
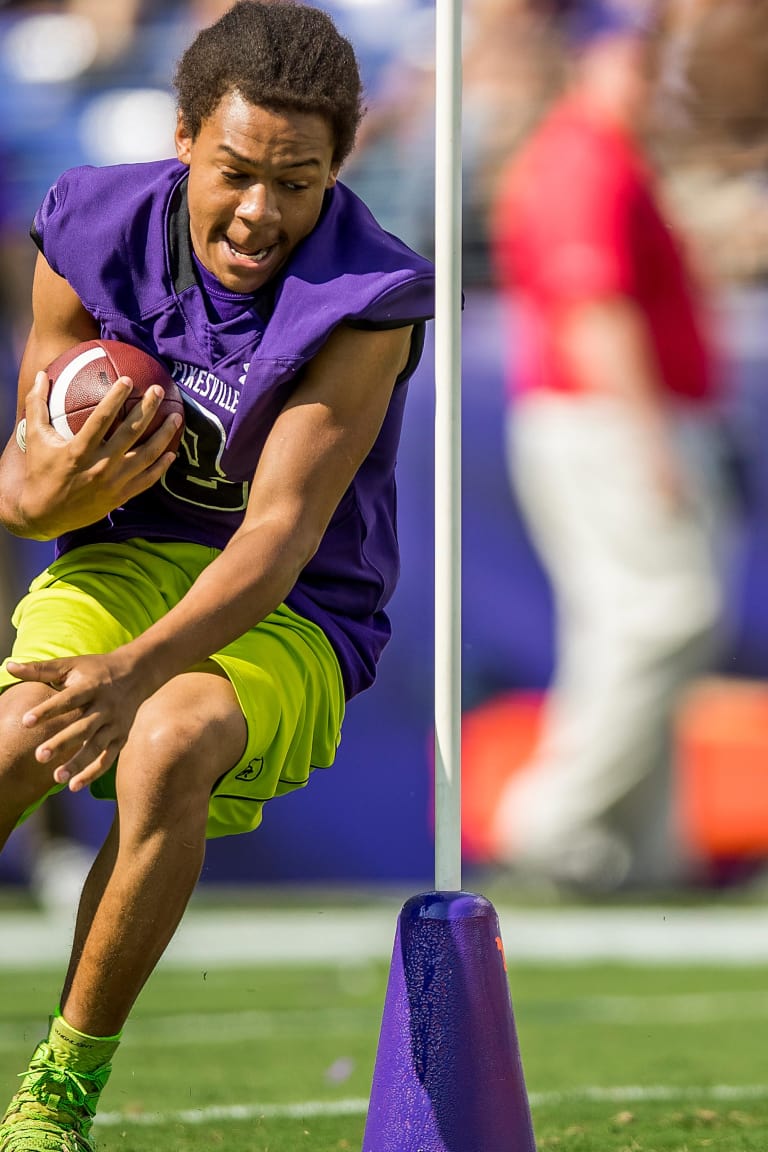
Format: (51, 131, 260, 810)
(0, 1043, 110, 1151)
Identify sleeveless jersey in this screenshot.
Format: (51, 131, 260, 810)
(31, 159, 435, 698)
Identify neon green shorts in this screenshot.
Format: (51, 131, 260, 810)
(0, 538, 345, 838)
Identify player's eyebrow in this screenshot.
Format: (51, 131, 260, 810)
(218, 144, 324, 170)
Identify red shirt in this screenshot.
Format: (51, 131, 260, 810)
(491, 97, 716, 403)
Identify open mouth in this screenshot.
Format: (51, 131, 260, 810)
(226, 238, 275, 264)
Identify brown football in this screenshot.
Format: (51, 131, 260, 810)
(45, 339, 185, 452)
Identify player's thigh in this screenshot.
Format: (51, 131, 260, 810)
(117, 665, 247, 809)
(203, 605, 345, 839)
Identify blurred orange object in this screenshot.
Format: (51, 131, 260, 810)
(459, 691, 544, 862)
(676, 677, 768, 859)
(456, 680, 768, 867)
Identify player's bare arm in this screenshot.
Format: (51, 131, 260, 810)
(9, 322, 414, 788)
(0, 255, 182, 540)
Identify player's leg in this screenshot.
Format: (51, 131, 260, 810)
(61, 666, 246, 1035)
(54, 606, 345, 1033)
(0, 667, 246, 1152)
(0, 681, 75, 851)
(1, 596, 344, 1152)
(0, 688, 118, 1152)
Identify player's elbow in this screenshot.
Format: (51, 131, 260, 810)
(235, 510, 324, 585)
(287, 518, 326, 573)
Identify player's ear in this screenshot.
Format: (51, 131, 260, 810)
(175, 111, 193, 167)
(326, 164, 340, 190)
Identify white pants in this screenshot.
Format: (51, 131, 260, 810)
(493, 394, 726, 889)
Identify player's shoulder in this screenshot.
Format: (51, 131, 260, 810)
(323, 182, 434, 280)
(226, 182, 434, 414)
(36, 159, 185, 225)
(32, 159, 186, 316)
(287, 181, 434, 326)
(33, 159, 185, 266)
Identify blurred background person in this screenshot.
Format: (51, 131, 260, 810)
(657, 0, 768, 288)
(488, 0, 732, 894)
(343, 0, 565, 282)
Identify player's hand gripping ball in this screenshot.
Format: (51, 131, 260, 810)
(17, 339, 185, 453)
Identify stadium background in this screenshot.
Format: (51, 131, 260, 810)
(2, 0, 768, 890)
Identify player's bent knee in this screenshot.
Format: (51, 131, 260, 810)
(121, 686, 246, 800)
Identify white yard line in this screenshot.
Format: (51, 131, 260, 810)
(3, 903, 768, 967)
(97, 1097, 370, 1127)
(95, 1084, 768, 1128)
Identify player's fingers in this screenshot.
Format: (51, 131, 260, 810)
(108, 380, 167, 449)
(21, 694, 87, 730)
(49, 730, 120, 789)
(7, 659, 70, 692)
(25, 370, 52, 412)
(119, 447, 179, 502)
(34, 710, 100, 767)
(127, 412, 183, 460)
(14, 677, 102, 732)
(20, 372, 53, 439)
(74, 379, 133, 448)
(65, 744, 120, 793)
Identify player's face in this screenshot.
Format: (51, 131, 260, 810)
(175, 91, 339, 293)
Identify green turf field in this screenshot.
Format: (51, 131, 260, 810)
(1, 951, 766, 1151)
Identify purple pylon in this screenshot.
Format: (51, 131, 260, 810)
(362, 891, 537, 1152)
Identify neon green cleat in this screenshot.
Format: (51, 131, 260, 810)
(0, 1041, 112, 1152)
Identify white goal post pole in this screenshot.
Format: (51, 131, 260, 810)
(433, 0, 463, 894)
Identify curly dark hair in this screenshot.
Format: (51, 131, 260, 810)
(173, 0, 365, 166)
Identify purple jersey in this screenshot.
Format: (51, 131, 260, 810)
(31, 160, 435, 697)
